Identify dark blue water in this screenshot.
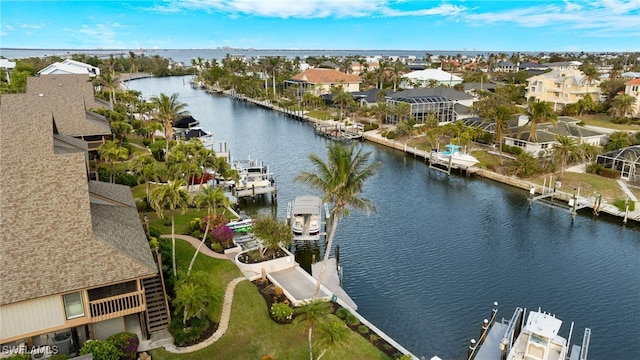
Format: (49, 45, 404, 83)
(129, 76, 640, 360)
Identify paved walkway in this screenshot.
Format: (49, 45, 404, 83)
(162, 234, 234, 260)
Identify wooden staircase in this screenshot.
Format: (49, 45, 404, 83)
(142, 252, 171, 334)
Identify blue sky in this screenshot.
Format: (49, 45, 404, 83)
(1, 0, 639, 52)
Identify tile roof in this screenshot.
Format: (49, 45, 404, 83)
(25, 74, 111, 137)
(625, 78, 640, 85)
(0, 91, 156, 306)
(290, 68, 360, 84)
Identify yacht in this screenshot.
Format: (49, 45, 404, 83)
(468, 304, 591, 360)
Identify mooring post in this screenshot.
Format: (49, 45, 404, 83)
(491, 302, 499, 326)
(468, 339, 477, 359)
(480, 319, 489, 341)
(623, 198, 629, 224)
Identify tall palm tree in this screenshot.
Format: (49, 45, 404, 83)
(552, 135, 578, 179)
(149, 93, 189, 154)
(489, 105, 514, 165)
(294, 143, 381, 298)
(97, 140, 129, 183)
(294, 299, 332, 360)
(95, 69, 121, 108)
(524, 100, 557, 142)
(188, 187, 230, 275)
(150, 179, 190, 277)
(610, 94, 637, 118)
(393, 101, 411, 125)
(331, 88, 354, 121)
(129, 153, 158, 204)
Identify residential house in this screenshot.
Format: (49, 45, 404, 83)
(623, 78, 640, 117)
(597, 145, 640, 182)
(385, 87, 475, 125)
(25, 74, 112, 152)
(503, 117, 606, 157)
(0, 58, 16, 82)
(38, 59, 100, 77)
(399, 69, 462, 88)
(494, 61, 518, 73)
(0, 83, 168, 357)
(285, 68, 360, 96)
(525, 69, 601, 111)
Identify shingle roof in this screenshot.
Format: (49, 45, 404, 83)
(290, 68, 360, 84)
(25, 74, 111, 137)
(0, 91, 156, 306)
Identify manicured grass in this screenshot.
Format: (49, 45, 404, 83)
(149, 281, 391, 360)
(147, 208, 210, 235)
(307, 109, 333, 120)
(170, 239, 241, 320)
(573, 114, 640, 131)
(529, 171, 625, 202)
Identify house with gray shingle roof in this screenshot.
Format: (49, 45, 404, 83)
(503, 117, 606, 157)
(0, 80, 167, 355)
(385, 87, 476, 125)
(25, 74, 112, 152)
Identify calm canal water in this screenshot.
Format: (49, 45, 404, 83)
(129, 76, 640, 360)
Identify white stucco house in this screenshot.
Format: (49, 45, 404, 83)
(38, 59, 100, 77)
(400, 69, 462, 88)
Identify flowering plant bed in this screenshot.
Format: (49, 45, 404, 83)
(253, 279, 295, 324)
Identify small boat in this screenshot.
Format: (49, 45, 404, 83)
(433, 144, 479, 168)
(225, 218, 254, 233)
(290, 195, 323, 240)
(468, 303, 591, 360)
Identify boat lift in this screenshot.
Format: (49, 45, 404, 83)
(527, 176, 590, 223)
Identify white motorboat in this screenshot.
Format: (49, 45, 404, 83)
(232, 159, 274, 191)
(433, 144, 479, 168)
(468, 304, 591, 360)
(290, 195, 323, 240)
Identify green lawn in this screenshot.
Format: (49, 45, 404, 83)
(573, 114, 640, 131)
(529, 171, 625, 203)
(150, 229, 392, 360)
(149, 281, 390, 360)
(147, 208, 210, 235)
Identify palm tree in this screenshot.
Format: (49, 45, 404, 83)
(294, 299, 332, 360)
(393, 101, 411, 125)
(97, 140, 129, 183)
(552, 135, 578, 179)
(609, 94, 637, 118)
(294, 143, 381, 298)
(188, 187, 230, 275)
(129, 154, 158, 204)
(172, 271, 213, 326)
(489, 105, 514, 165)
(509, 152, 539, 178)
(314, 319, 350, 360)
(95, 69, 121, 108)
(331, 87, 354, 121)
(149, 93, 189, 154)
(524, 100, 557, 142)
(150, 179, 190, 277)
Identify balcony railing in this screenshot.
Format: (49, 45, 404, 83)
(89, 290, 146, 322)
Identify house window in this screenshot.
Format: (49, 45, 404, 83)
(531, 87, 536, 92)
(564, 93, 569, 98)
(541, 143, 549, 149)
(514, 140, 526, 147)
(63, 292, 85, 319)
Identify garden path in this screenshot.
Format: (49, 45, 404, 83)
(162, 233, 234, 260)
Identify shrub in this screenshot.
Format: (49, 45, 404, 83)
(346, 313, 360, 326)
(211, 242, 223, 253)
(270, 302, 293, 322)
(395, 355, 413, 360)
(597, 167, 620, 179)
(187, 218, 204, 234)
(49, 355, 69, 360)
(335, 307, 351, 319)
(358, 324, 369, 334)
(586, 163, 602, 174)
(149, 226, 161, 239)
(148, 237, 159, 249)
(168, 316, 210, 347)
(369, 334, 380, 342)
(3, 355, 30, 360)
(385, 131, 396, 139)
(142, 138, 152, 146)
(79, 339, 121, 360)
(107, 332, 139, 360)
(613, 199, 636, 212)
(212, 225, 234, 248)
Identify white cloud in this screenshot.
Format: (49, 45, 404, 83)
(154, 0, 466, 18)
(20, 23, 45, 29)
